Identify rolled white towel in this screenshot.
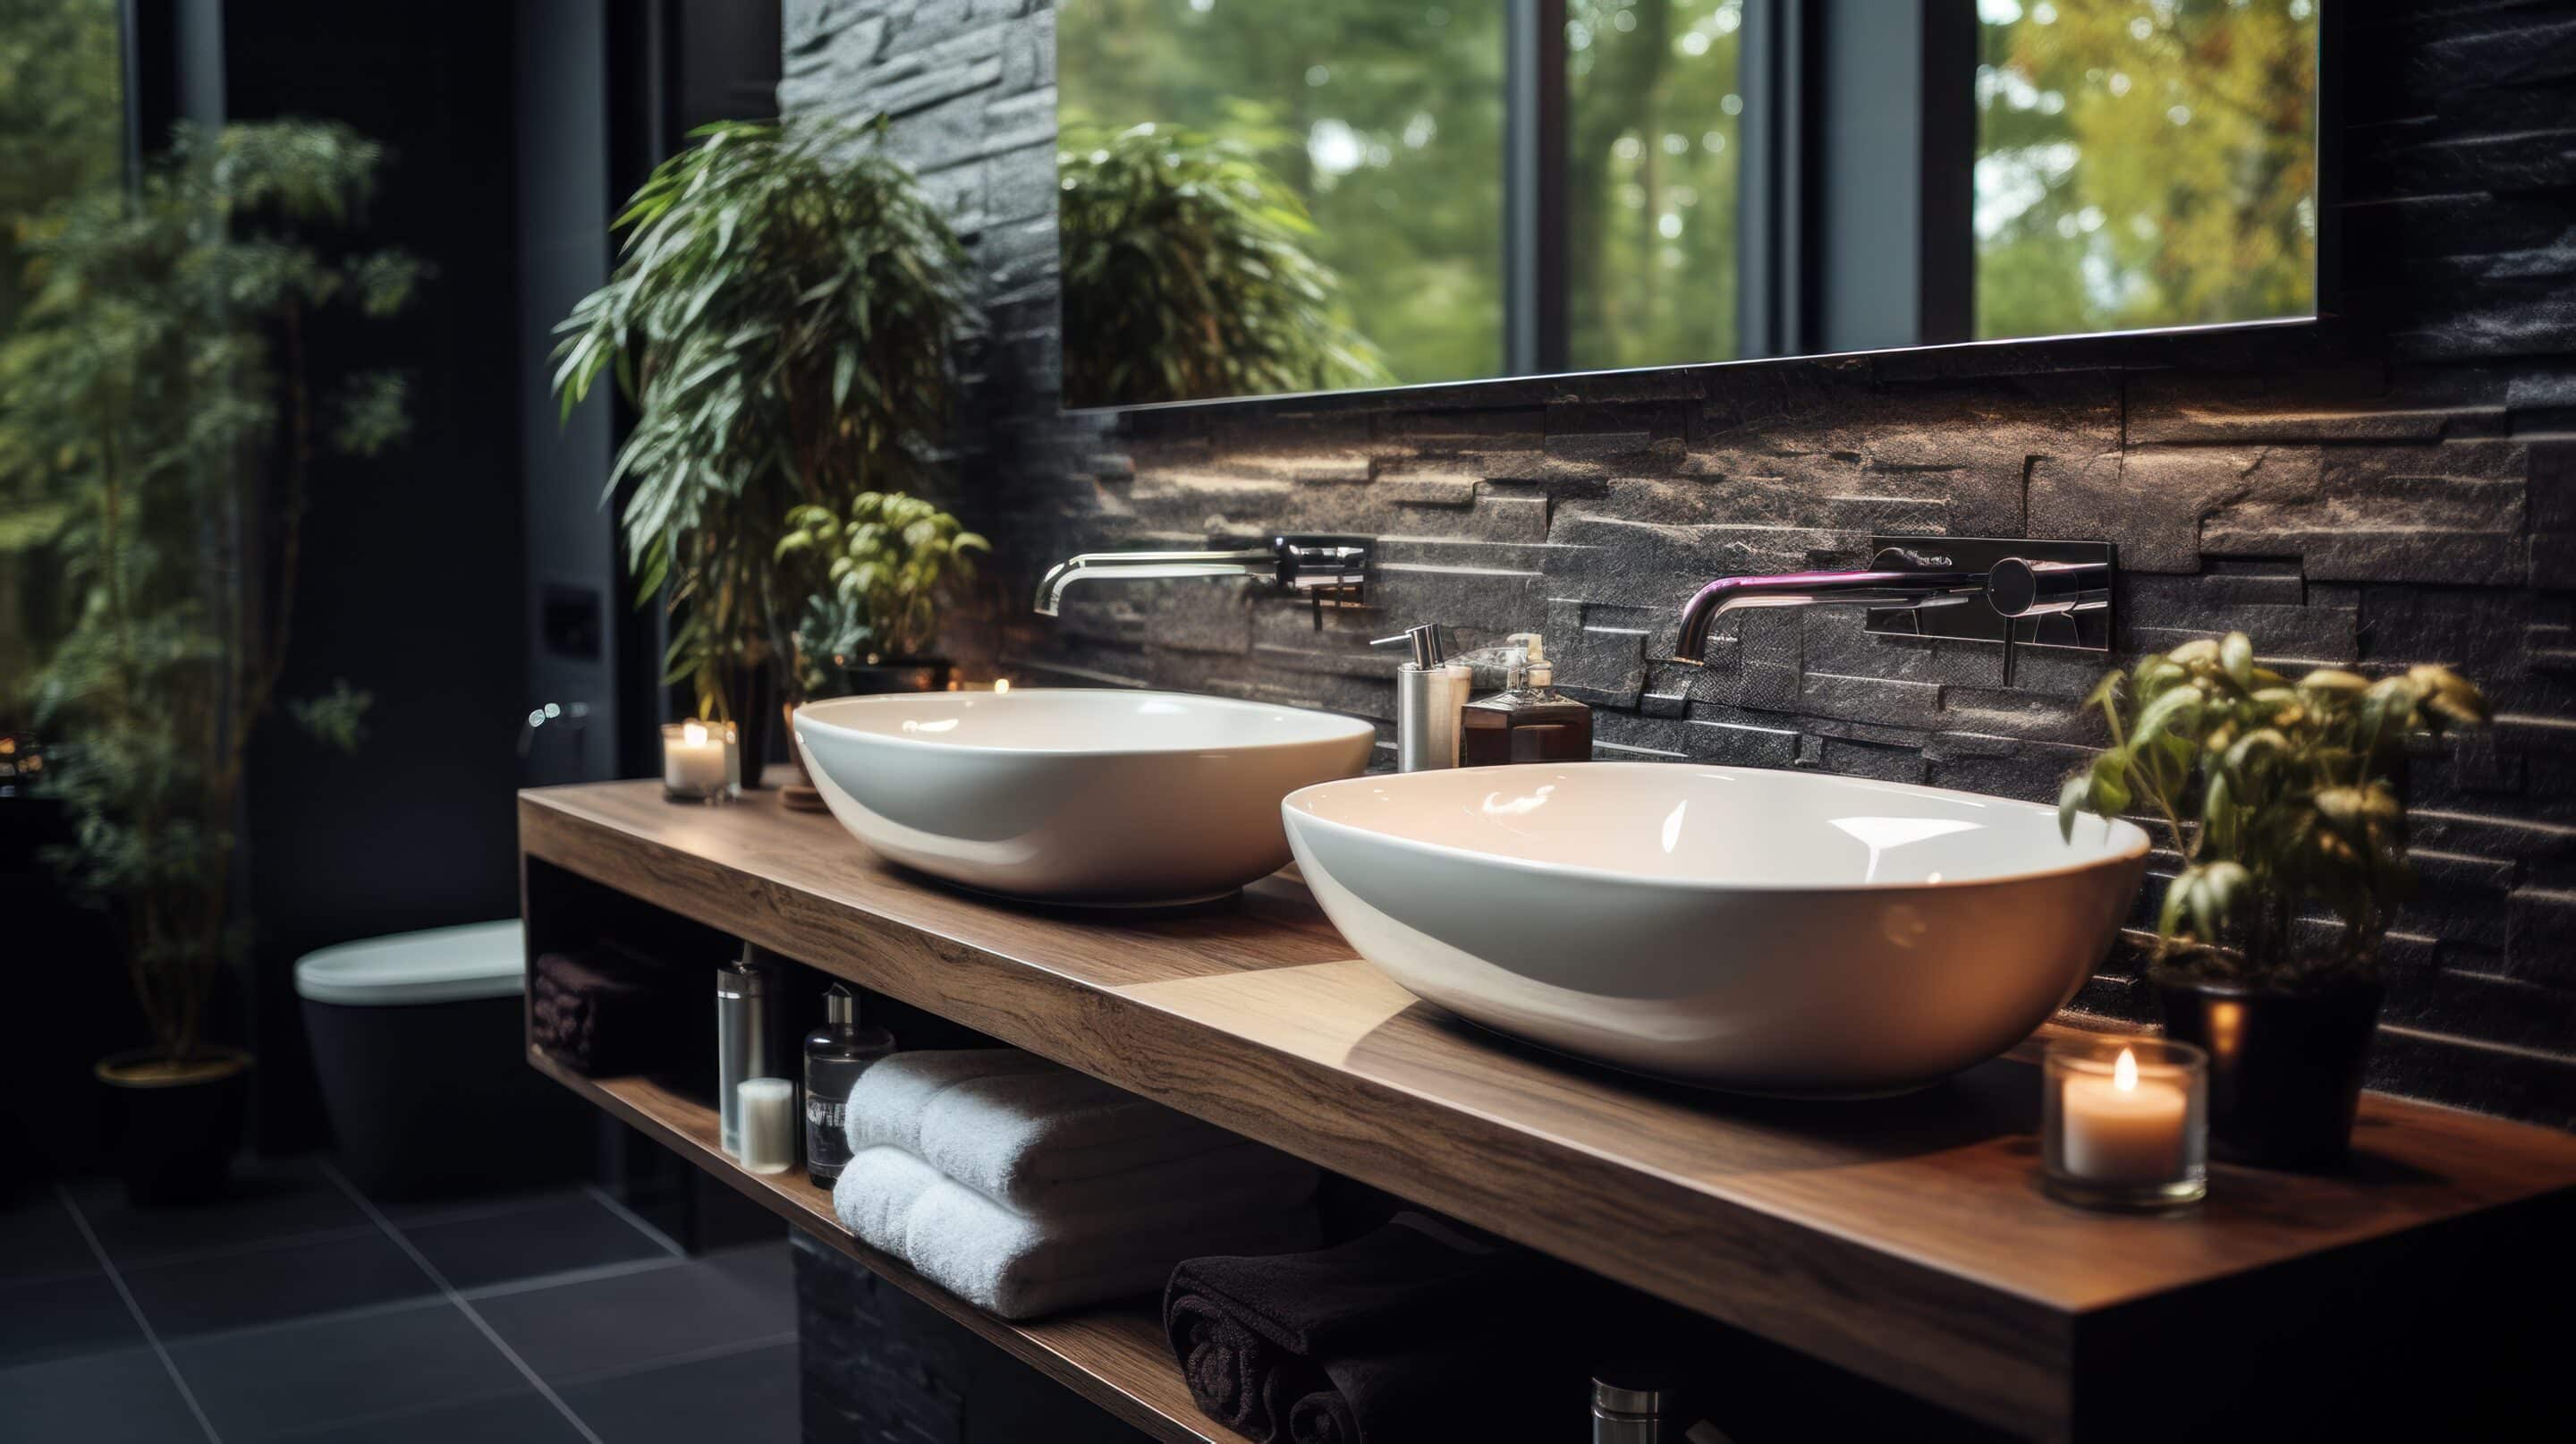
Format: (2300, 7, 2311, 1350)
(844, 1049, 1317, 1219)
(843, 1049, 1055, 1159)
(832, 1145, 1319, 1320)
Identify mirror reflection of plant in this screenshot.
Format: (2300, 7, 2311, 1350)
(0, 122, 416, 1064)
(2059, 633, 2487, 990)
(551, 116, 968, 721)
(1058, 120, 1392, 406)
(774, 496, 986, 697)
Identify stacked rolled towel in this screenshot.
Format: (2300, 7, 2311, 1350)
(530, 941, 689, 1076)
(1165, 1213, 1543, 1444)
(831, 1049, 1320, 1320)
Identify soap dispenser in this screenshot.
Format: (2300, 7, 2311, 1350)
(1371, 624, 1473, 772)
(1460, 633, 1593, 766)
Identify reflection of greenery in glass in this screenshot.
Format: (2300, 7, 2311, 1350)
(3, 0, 125, 715)
(1567, 0, 1741, 371)
(1975, 0, 2318, 340)
(1056, 0, 1507, 390)
(1058, 122, 1392, 406)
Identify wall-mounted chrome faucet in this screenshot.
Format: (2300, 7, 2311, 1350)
(1671, 536, 2114, 681)
(1033, 534, 1372, 624)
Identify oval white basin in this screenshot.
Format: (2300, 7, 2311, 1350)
(1282, 763, 2151, 1095)
(793, 690, 1377, 905)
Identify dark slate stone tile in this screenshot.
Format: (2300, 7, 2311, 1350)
(122, 1227, 436, 1338)
(70, 1156, 368, 1268)
(168, 1298, 524, 1440)
(400, 1192, 673, 1292)
(0, 1270, 141, 1367)
(476, 1244, 796, 1385)
(0, 1346, 208, 1444)
(284, 1390, 587, 1444)
(556, 1340, 801, 1444)
(0, 1192, 95, 1286)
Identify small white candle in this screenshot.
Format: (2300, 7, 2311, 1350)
(663, 720, 731, 794)
(2059, 1047, 2189, 1184)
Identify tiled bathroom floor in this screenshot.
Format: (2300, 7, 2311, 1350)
(0, 1159, 798, 1443)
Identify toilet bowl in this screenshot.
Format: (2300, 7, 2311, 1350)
(296, 921, 589, 1200)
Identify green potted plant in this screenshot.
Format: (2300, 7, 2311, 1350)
(2059, 633, 2488, 1168)
(1056, 119, 1392, 406)
(775, 493, 987, 700)
(1, 122, 415, 1203)
(553, 116, 969, 778)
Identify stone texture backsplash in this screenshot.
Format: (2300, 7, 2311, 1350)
(784, 0, 2576, 1125)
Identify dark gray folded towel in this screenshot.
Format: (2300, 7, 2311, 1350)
(1164, 1214, 1549, 1443)
(531, 942, 684, 1076)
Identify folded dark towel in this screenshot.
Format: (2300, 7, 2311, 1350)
(1165, 1213, 1538, 1443)
(530, 942, 686, 1076)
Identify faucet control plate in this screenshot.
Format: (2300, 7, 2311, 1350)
(1860, 536, 2115, 652)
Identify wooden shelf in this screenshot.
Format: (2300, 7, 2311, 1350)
(526, 1050, 1235, 1444)
(521, 779, 2576, 1439)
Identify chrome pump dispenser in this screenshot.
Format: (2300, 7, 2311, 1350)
(1370, 624, 1471, 772)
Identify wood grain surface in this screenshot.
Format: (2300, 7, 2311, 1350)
(521, 779, 2576, 1438)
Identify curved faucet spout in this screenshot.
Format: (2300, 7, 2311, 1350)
(1033, 548, 1276, 616)
(1671, 566, 1984, 665)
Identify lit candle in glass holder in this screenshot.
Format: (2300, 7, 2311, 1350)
(660, 720, 741, 803)
(2041, 1037, 2207, 1210)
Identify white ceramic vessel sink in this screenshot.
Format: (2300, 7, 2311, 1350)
(793, 690, 1376, 905)
(1283, 762, 2150, 1095)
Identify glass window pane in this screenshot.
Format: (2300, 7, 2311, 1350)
(1974, 0, 2319, 342)
(1564, 0, 1743, 371)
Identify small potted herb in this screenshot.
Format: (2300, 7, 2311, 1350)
(771, 496, 985, 809)
(2059, 633, 2487, 1168)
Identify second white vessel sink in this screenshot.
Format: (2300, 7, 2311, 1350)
(1283, 762, 2150, 1095)
(794, 690, 1376, 905)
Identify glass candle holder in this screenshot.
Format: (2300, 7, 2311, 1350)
(2040, 1036, 2207, 1211)
(660, 720, 741, 803)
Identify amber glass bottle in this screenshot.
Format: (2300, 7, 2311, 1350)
(1459, 637, 1592, 765)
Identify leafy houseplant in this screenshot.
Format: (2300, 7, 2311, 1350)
(774, 494, 987, 700)
(1, 122, 415, 1202)
(1057, 121, 1392, 407)
(2060, 633, 2488, 1167)
(553, 116, 969, 777)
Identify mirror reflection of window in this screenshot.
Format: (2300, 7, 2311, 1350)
(1056, 0, 1508, 402)
(1566, 0, 1742, 372)
(1973, 0, 2319, 342)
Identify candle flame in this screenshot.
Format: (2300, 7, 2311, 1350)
(682, 721, 708, 747)
(2114, 1047, 2139, 1092)
(994, 678, 1012, 695)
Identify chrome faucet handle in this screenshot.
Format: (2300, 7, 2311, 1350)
(1985, 557, 2111, 619)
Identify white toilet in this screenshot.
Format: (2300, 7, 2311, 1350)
(295, 921, 589, 1199)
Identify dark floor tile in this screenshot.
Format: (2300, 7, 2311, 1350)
(0, 1269, 141, 1367)
(557, 1340, 800, 1444)
(400, 1191, 672, 1291)
(123, 1227, 436, 1338)
(0, 1191, 97, 1286)
(0, 1346, 208, 1444)
(71, 1156, 369, 1267)
(477, 1245, 796, 1385)
(169, 1298, 525, 1440)
(280, 1390, 588, 1443)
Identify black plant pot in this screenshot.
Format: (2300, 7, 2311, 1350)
(2156, 976, 2383, 1171)
(724, 663, 779, 789)
(96, 1046, 254, 1207)
(818, 656, 954, 698)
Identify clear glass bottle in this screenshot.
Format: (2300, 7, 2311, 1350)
(802, 984, 894, 1187)
(1461, 634, 1594, 766)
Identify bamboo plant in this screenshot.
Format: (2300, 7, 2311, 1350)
(551, 115, 969, 723)
(2058, 633, 2488, 988)
(1, 122, 417, 1066)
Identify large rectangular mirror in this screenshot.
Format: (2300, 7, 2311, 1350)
(1055, 0, 2322, 410)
